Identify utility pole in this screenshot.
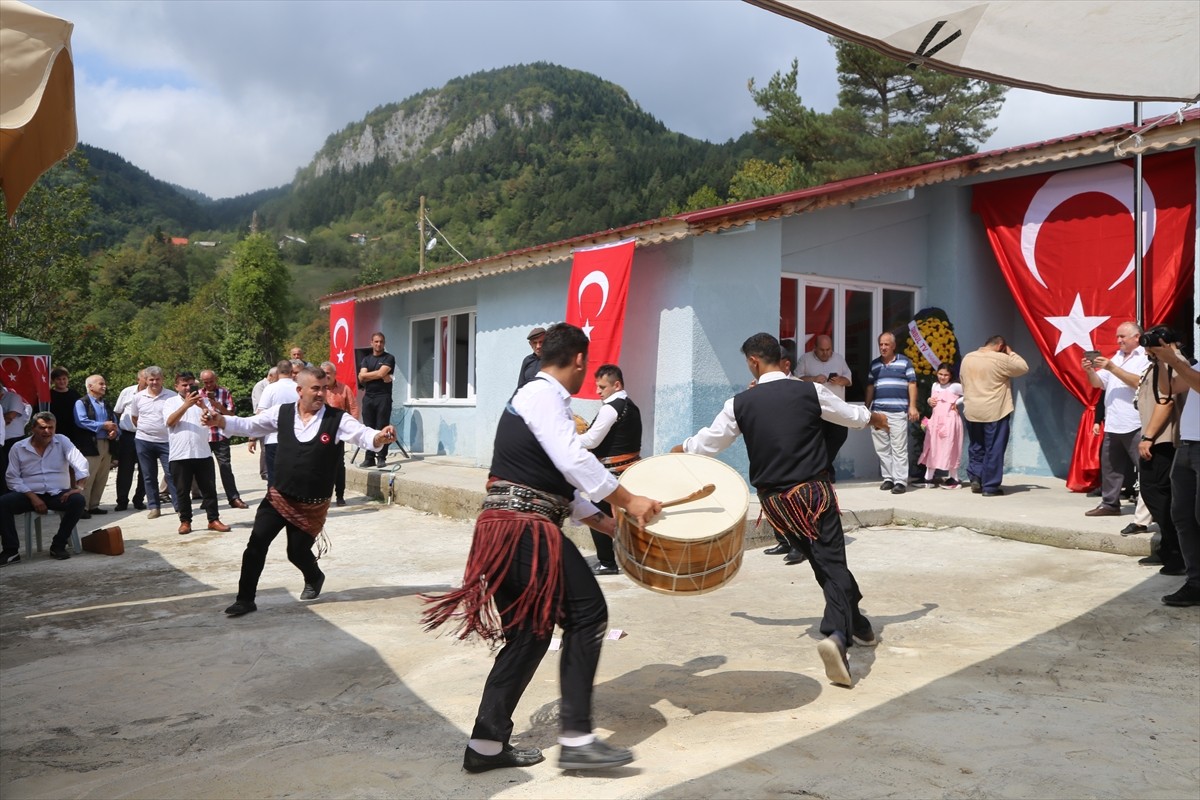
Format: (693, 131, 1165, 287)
(418, 195, 426, 273)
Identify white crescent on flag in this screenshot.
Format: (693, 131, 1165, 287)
(577, 270, 610, 338)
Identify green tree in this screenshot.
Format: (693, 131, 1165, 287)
(750, 39, 1006, 188)
(227, 233, 291, 363)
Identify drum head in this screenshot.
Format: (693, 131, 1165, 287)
(617, 453, 749, 541)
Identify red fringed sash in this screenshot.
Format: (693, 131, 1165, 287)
(421, 509, 564, 648)
(759, 479, 838, 543)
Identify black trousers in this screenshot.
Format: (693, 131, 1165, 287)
(472, 529, 607, 743)
(169, 458, 219, 523)
(209, 439, 242, 503)
(236, 496, 323, 603)
(1141, 442, 1183, 569)
(0, 489, 86, 551)
(114, 430, 144, 506)
(334, 458, 346, 501)
(785, 500, 871, 641)
(587, 498, 617, 568)
(360, 393, 392, 463)
(264, 443, 278, 487)
(820, 420, 849, 478)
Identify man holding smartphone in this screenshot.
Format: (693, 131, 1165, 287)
(1083, 322, 1149, 517)
(798, 335, 854, 478)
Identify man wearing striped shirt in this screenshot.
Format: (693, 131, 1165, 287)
(864, 332, 918, 494)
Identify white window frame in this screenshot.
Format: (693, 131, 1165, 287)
(782, 274, 921, 402)
(407, 307, 476, 405)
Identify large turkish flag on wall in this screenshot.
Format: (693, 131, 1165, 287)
(972, 148, 1196, 489)
(329, 300, 357, 396)
(565, 238, 635, 397)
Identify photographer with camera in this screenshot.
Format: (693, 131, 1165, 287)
(1082, 322, 1149, 518)
(164, 372, 232, 536)
(1145, 322, 1200, 607)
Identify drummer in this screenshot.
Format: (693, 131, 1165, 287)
(672, 332, 889, 688)
(423, 323, 661, 773)
(578, 364, 642, 576)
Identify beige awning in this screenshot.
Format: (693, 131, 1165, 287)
(0, 0, 77, 218)
(746, 0, 1200, 103)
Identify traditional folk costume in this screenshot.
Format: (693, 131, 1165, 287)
(682, 371, 875, 683)
(220, 403, 385, 608)
(578, 390, 642, 572)
(423, 374, 618, 748)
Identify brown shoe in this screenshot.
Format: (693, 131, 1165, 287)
(178, 522, 192, 535)
(230, 499, 249, 510)
(1084, 505, 1120, 517)
(207, 520, 232, 532)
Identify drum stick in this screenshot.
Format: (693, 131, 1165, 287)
(659, 483, 716, 509)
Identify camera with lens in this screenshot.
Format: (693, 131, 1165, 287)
(1139, 326, 1181, 348)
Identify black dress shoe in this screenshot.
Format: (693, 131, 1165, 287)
(463, 743, 545, 773)
(335, 497, 346, 507)
(224, 600, 257, 616)
(89, 508, 108, 515)
(80, 510, 91, 520)
(879, 480, 894, 491)
(784, 548, 807, 565)
(48, 546, 71, 560)
(300, 574, 325, 600)
(133, 501, 147, 510)
(114, 503, 128, 511)
(1120, 523, 1149, 535)
(763, 543, 789, 555)
(1138, 555, 1164, 566)
(1159, 565, 1187, 576)
(591, 563, 619, 576)
(557, 738, 633, 770)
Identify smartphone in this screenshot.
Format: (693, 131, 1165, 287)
(1082, 350, 1101, 363)
(828, 373, 838, 380)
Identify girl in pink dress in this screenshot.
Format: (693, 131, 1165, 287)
(919, 364, 965, 488)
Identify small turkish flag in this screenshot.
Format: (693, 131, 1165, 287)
(329, 300, 357, 396)
(0, 354, 50, 408)
(565, 238, 635, 397)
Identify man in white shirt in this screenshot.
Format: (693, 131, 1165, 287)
(112, 371, 147, 511)
(796, 335, 855, 480)
(130, 366, 180, 519)
(254, 360, 297, 487)
(0, 411, 90, 564)
(165, 372, 232, 536)
(1083, 322, 1150, 517)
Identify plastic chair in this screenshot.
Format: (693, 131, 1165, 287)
(21, 512, 83, 556)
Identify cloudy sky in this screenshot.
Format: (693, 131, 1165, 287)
(37, 0, 1184, 199)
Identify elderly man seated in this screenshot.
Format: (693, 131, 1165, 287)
(0, 411, 90, 565)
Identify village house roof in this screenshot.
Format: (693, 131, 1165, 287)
(319, 109, 1199, 309)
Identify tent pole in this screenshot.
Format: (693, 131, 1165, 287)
(1133, 102, 1144, 328)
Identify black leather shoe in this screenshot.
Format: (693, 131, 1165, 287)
(48, 546, 71, 560)
(1159, 565, 1187, 576)
(784, 548, 807, 565)
(114, 503, 128, 511)
(133, 501, 147, 510)
(89, 508, 108, 515)
(879, 480, 894, 491)
(557, 738, 633, 770)
(591, 563, 619, 576)
(224, 600, 257, 616)
(1138, 555, 1163, 566)
(891, 484, 907, 495)
(300, 574, 325, 600)
(1120, 523, 1149, 535)
(763, 543, 789, 555)
(970, 477, 983, 494)
(463, 743, 545, 773)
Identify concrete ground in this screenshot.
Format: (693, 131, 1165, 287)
(1, 447, 1197, 800)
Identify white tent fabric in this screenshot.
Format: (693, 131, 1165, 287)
(746, 0, 1200, 103)
(0, 0, 77, 217)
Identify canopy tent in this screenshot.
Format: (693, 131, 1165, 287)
(0, 330, 51, 408)
(0, 0, 77, 219)
(746, 0, 1200, 103)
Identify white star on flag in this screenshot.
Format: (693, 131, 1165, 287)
(336, 350, 345, 363)
(581, 319, 594, 339)
(1044, 294, 1109, 355)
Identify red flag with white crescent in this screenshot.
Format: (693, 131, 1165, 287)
(565, 238, 635, 397)
(0, 355, 50, 408)
(329, 300, 357, 396)
(972, 149, 1195, 489)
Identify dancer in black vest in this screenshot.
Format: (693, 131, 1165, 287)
(578, 364, 642, 574)
(674, 333, 889, 688)
(203, 366, 396, 617)
(423, 324, 661, 774)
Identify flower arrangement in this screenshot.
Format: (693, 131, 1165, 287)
(903, 307, 959, 376)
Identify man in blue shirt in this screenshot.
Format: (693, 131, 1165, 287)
(72, 374, 119, 517)
(864, 332, 918, 494)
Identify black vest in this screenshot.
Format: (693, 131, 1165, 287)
(732, 379, 829, 494)
(274, 403, 345, 500)
(489, 391, 575, 500)
(591, 396, 642, 459)
(72, 395, 114, 456)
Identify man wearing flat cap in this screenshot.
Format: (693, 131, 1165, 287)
(516, 327, 547, 391)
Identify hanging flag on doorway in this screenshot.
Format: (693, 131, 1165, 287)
(329, 299, 357, 396)
(565, 238, 635, 398)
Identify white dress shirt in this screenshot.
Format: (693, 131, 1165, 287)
(683, 370, 872, 455)
(511, 374, 616, 521)
(221, 403, 382, 454)
(2, 388, 29, 441)
(1099, 346, 1150, 434)
(256, 378, 298, 445)
(6, 433, 89, 494)
(113, 384, 139, 433)
(164, 396, 215, 461)
(577, 389, 629, 450)
(130, 388, 179, 442)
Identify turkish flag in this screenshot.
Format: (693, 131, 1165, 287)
(329, 300, 357, 396)
(0, 354, 50, 409)
(972, 149, 1195, 490)
(565, 238, 635, 397)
